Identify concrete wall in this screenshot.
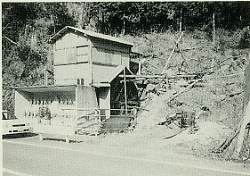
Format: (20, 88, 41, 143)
(15, 90, 32, 119)
(76, 86, 98, 110)
(15, 90, 76, 120)
(96, 87, 110, 119)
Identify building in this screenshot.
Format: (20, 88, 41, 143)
(14, 26, 139, 136)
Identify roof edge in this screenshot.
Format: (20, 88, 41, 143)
(49, 26, 134, 46)
(14, 84, 77, 90)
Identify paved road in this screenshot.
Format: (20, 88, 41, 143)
(3, 139, 250, 176)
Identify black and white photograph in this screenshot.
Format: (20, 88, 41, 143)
(2, 1, 250, 175)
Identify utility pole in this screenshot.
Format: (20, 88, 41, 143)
(211, 13, 216, 73)
(123, 68, 128, 114)
(179, 8, 183, 33)
(213, 13, 216, 46)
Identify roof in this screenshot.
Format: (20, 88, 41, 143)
(49, 26, 133, 46)
(97, 65, 134, 83)
(15, 85, 76, 93)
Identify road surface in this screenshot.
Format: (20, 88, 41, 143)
(3, 137, 250, 176)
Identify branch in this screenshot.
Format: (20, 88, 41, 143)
(3, 35, 18, 45)
(166, 79, 201, 103)
(46, 69, 54, 76)
(162, 32, 184, 74)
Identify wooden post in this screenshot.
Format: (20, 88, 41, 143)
(44, 66, 48, 86)
(66, 135, 70, 143)
(211, 13, 216, 73)
(162, 32, 184, 74)
(94, 109, 98, 136)
(179, 9, 183, 33)
(138, 57, 141, 75)
(39, 134, 43, 141)
(123, 68, 128, 114)
(89, 39, 93, 85)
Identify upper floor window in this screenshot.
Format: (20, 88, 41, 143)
(54, 45, 89, 65)
(77, 45, 88, 63)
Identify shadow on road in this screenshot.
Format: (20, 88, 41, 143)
(3, 133, 38, 139)
(43, 137, 83, 143)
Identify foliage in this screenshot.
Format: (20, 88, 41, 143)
(66, 2, 250, 35)
(38, 106, 51, 120)
(2, 2, 250, 114)
(2, 2, 75, 113)
(239, 26, 250, 49)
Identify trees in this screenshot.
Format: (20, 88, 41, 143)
(2, 2, 250, 114)
(2, 3, 76, 113)
(66, 2, 250, 35)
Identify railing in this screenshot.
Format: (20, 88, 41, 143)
(23, 108, 137, 135)
(60, 108, 137, 135)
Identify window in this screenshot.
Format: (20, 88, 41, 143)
(77, 46, 88, 62)
(77, 46, 88, 56)
(92, 47, 121, 65)
(55, 46, 90, 65)
(54, 48, 66, 65)
(66, 47, 77, 64)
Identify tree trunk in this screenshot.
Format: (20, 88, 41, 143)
(231, 101, 250, 159)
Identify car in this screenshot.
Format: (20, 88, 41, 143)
(2, 110, 32, 135)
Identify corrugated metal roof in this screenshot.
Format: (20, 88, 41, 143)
(49, 26, 133, 46)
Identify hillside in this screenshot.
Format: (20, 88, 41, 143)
(2, 2, 250, 162)
(117, 30, 250, 161)
(3, 2, 250, 114)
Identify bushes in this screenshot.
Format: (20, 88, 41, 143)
(239, 26, 250, 49)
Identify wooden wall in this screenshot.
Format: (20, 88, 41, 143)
(55, 33, 89, 49)
(54, 63, 91, 85)
(53, 31, 132, 86)
(91, 37, 131, 68)
(92, 65, 115, 83)
(53, 33, 91, 85)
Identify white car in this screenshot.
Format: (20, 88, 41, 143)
(2, 110, 32, 135)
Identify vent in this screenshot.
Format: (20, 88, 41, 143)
(77, 78, 84, 85)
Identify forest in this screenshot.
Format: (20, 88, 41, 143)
(2, 2, 250, 114)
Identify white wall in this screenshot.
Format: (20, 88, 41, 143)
(98, 88, 110, 119)
(92, 65, 116, 83)
(91, 37, 131, 68)
(15, 90, 32, 119)
(55, 33, 89, 49)
(54, 63, 91, 85)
